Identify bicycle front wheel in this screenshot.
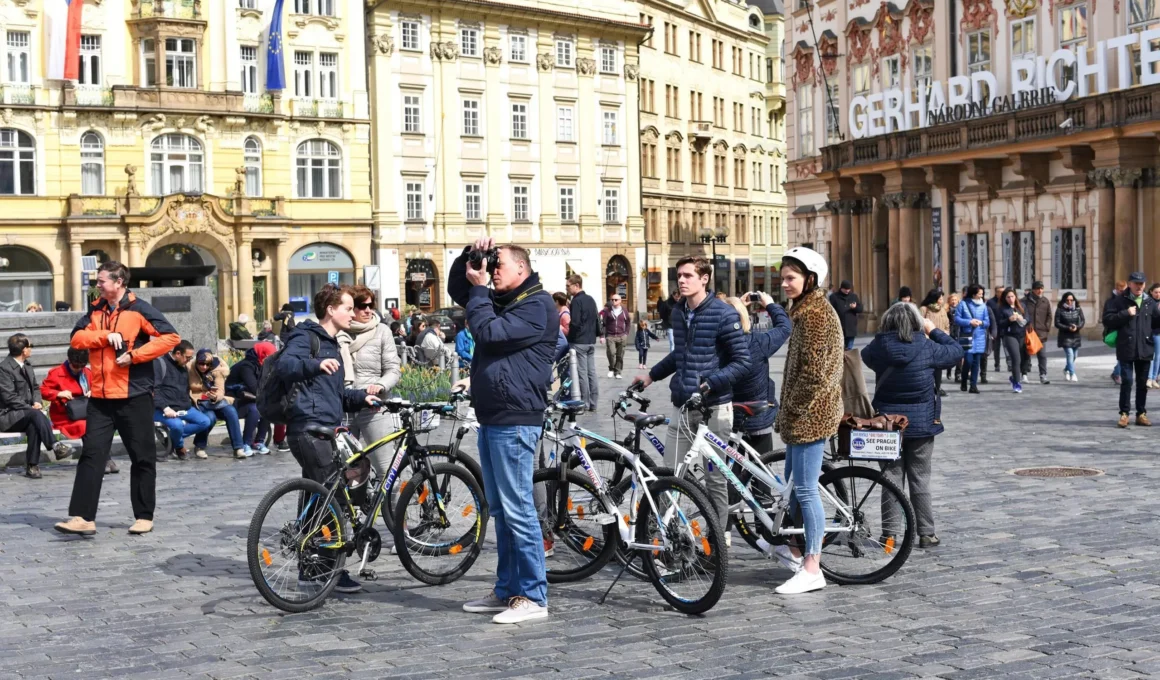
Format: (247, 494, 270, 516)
(534, 468, 618, 583)
(636, 476, 729, 615)
(392, 463, 487, 585)
(247, 478, 349, 613)
(817, 465, 915, 585)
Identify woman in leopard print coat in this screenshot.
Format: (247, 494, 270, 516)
(772, 250, 843, 595)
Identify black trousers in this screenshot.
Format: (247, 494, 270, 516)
(68, 394, 156, 522)
(1119, 360, 1151, 416)
(288, 432, 338, 485)
(5, 408, 54, 467)
(741, 431, 775, 457)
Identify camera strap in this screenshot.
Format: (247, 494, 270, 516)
(496, 283, 544, 310)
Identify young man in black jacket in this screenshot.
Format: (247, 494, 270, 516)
(1103, 272, 1160, 428)
(566, 274, 599, 411)
(828, 280, 862, 350)
(152, 340, 211, 460)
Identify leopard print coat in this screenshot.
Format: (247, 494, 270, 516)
(775, 287, 844, 444)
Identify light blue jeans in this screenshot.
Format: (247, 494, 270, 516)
(666, 328, 675, 352)
(1065, 347, 1080, 377)
(1151, 337, 1160, 380)
(784, 439, 826, 556)
(478, 424, 548, 607)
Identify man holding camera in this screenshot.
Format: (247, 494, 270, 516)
(448, 237, 558, 624)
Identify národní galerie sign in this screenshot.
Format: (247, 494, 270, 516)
(849, 28, 1160, 139)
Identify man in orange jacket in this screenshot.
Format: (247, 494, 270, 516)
(55, 261, 180, 537)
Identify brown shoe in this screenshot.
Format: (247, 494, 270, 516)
(1138, 414, 1152, 427)
(128, 519, 154, 535)
(24, 465, 41, 479)
(54, 516, 96, 535)
(1118, 413, 1130, 428)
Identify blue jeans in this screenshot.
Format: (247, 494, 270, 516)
(1114, 362, 1122, 378)
(192, 401, 244, 450)
(666, 328, 675, 352)
(1151, 337, 1160, 380)
(784, 439, 825, 556)
(963, 351, 982, 386)
(477, 424, 547, 607)
(844, 337, 855, 351)
(1065, 347, 1080, 377)
(236, 401, 269, 447)
(155, 407, 213, 451)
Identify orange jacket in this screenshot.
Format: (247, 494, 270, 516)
(70, 291, 181, 400)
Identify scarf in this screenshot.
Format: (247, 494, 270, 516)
(64, 361, 89, 394)
(348, 312, 383, 355)
(926, 302, 942, 313)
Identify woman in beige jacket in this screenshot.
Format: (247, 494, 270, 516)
(920, 289, 951, 397)
(338, 286, 402, 454)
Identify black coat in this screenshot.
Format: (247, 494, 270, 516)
(828, 290, 862, 339)
(278, 321, 369, 433)
(1102, 290, 1160, 362)
(0, 356, 39, 431)
(152, 354, 192, 412)
(567, 290, 599, 345)
(985, 297, 1003, 339)
(1054, 305, 1085, 349)
(997, 306, 1027, 340)
(226, 350, 262, 405)
(657, 296, 677, 330)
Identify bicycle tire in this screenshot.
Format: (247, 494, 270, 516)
(247, 477, 349, 613)
(817, 465, 915, 585)
(392, 463, 486, 585)
(535, 468, 619, 583)
(382, 444, 485, 533)
(635, 476, 729, 615)
(607, 465, 676, 582)
(731, 450, 847, 553)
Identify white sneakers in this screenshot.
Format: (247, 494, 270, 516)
(775, 568, 826, 595)
(462, 591, 508, 613)
(607, 371, 614, 378)
(194, 449, 208, 459)
(756, 538, 805, 574)
(463, 592, 549, 623)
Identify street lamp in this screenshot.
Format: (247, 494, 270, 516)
(699, 226, 728, 260)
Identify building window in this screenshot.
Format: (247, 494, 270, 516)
(600, 45, 617, 73)
(463, 99, 479, 136)
(714, 152, 726, 186)
(691, 148, 705, 184)
(667, 146, 682, 181)
(295, 0, 334, 15)
(912, 45, 933, 97)
(641, 141, 657, 177)
(295, 139, 342, 198)
(602, 110, 618, 145)
(512, 185, 529, 221)
(401, 21, 420, 51)
(964, 232, 990, 289)
(824, 79, 840, 144)
(690, 32, 702, 62)
(510, 34, 527, 62)
(556, 38, 573, 68)
(603, 187, 619, 224)
(79, 35, 101, 86)
(464, 182, 481, 221)
(294, 51, 313, 97)
(853, 62, 870, 96)
(967, 31, 990, 74)
(797, 83, 814, 156)
(5, 31, 28, 84)
(882, 54, 900, 89)
(1005, 230, 1036, 291)
(80, 131, 103, 196)
(405, 181, 424, 220)
(460, 27, 479, 58)
(1053, 227, 1087, 289)
(559, 186, 575, 222)
(512, 102, 528, 139)
(141, 39, 156, 86)
(318, 53, 338, 99)
(1058, 4, 1086, 87)
(165, 38, 196, 88)
(240, 45, 258, 94)
(403, 94, 421, 133)
(666, 85, 679, 118)
(641, 13, 654, 48)
(1011, 16, 1036, 61)
(734, 158, 746, 189)
(244, 136, 262, 197)
(557, 105, 574, 142)
(239, 0, 257, 7)
(1129, 0, 1160, 82)
(149, 133, 204, 195)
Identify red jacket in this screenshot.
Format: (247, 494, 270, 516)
(70, 290, 181, 400)
(40, 363, 92, 439)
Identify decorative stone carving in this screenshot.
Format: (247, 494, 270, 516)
(791, 47, 814, 87)
(819, 33, 839, 78)
(907, 2, 935, 44)
(961, 0, 997, 34)
(232, 167, 246, 197)
(846, 26, 873, 85)
(624, 63, 639, 81)
(194, 115, 214, 134)
(370, 33, 394, 56)
(1004, 0, 1037, 18)
(125, 164, 139, 198)
(577, 57, 596, 76)
(441, 41, 458, 60)
(536, 52, 554, 71)
(141, 195, 232, 240)
(484, 46, 502, 65)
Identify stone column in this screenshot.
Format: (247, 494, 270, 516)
(69, 241, 84, 310)
(898, 192, 927, 294)
(825, 202, 843, 287)
(1112, 169, 1143, 282)
(127, 238, 143, 269)
(274, 238, 290, 312)
(236, 236, 254, 325)
(576, 49, 600, 241)
(883, 193, 902, 299)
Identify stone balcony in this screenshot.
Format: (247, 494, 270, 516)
(61, 84, 353, 120)
(67, 193, 285, 219)
(134, 0, 202, 20)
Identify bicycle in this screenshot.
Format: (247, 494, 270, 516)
(533, 399, 729, 614)
(246, 398, 488, 613)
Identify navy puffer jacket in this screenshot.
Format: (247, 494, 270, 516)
(649, 292, 751, 407)
(733, 302, 792, 433)
(278, 321, 370, 434)
(860, 328, 964, 440)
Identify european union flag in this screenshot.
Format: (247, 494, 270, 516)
(266, 0, 286, 90)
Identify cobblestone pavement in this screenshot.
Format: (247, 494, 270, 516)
(2, 341, 1159, 679)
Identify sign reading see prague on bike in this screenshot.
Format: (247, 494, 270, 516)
(848, 28, 1160, 139)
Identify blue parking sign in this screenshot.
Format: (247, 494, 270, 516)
(327, 270, 339, 284)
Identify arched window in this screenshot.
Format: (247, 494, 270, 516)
(0, 246, 52, 312)
(0, 129, 34, 196)
(80, 131, 104, 196)
(295, 139, 341, 198)
(243, 136, 262, 197)
(150, 133, 204, 195)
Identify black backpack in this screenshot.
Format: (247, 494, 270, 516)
(256, 332, 320, 425)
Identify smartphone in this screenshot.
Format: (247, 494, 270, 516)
(747, 293, 762, 303)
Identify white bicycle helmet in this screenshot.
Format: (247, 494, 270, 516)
(781, 246, 829, 288)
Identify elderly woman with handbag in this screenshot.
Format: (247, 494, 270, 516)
(861, 302, 963, 549)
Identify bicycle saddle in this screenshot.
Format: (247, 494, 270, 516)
(305, 425, 336, 441)
(558, 400, 587, 415)
(732, 401, 771, 417)
(622, 411, 667, 430)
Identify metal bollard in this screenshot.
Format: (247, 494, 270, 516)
(450, 360, 459, 384)
(568, 348, 581, 401)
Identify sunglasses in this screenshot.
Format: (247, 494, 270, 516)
(196, 361, 211, 366)
(355, 301, 375, 310)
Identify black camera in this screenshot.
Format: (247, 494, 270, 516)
(469, 248, 499, 274)
(747, 293, 762, 303)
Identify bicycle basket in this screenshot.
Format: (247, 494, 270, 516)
(415, 409, 441, 433)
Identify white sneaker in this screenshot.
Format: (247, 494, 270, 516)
(1072, 373, 1079, 383)
(492, 596, 548, 624)
(615, 374, 623, 379)
(775, 568, 826, 595)
(607, 371, 614, 378)
(235, 448, 252, 459)
(194, 449, 208, 459)
(463, 591, 509, 614)
(773, 545, 803, 573)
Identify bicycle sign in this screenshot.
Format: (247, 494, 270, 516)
(847, 430, 901, 461)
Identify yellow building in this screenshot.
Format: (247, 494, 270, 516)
(0, 0, 370, 331)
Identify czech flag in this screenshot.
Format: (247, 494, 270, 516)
(46, 0, 84, 80)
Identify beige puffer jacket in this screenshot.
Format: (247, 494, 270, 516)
(343, 319, 402, 393)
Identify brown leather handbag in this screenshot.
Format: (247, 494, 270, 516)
(835, 413, 909, 459)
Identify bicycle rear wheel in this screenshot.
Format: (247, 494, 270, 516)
(247, 478, 349, 613)
(636, 476, 729, 615)
(817, 465, 915, 585)
(382, 444, 485, 533)
(392, 463, 486, 585)
(534, 468, 618, 583)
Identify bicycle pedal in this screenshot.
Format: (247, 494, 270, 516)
(358, 569, 378, 581)
(593, 513, 618, 525)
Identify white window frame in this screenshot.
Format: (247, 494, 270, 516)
(405, 181, 424, 220)
(460, 27, 480, 58)
(0, 128, 33, 196)
(559, 185, 576, 222)
(510, 34, 527, 62)
(912, 45, 933, 95)
(239, 0, 257, 8)
(401, 21, 420, 51)
(824, 79, 840, 144)
(149, 133, 204, 196)
(5, 31, 29, 84)
(462, 98, 480, 136)
(556, 38, 574, 68)
(1057, 4, 1086, 87)
(603, 186, 620, 224)
(967, 30, 992, 102)
(79, 35, 101, 86)
(602, 110, 618, 145)
(1128, 0, 1160, 82)
(464, 182, 482, 221)
(600, 45, 617, 74)
(512, 185, 529, 221)
(164, 37, 196, 88)
(1011, 16, 1036, 61)
(141, 38, 156, 86)
(882, 54, 900, 89)
(318, 52, 338, 100)
(556, 105, 574, 142)
(80, 131, 104, 196)
(295, 138, 342, 199)
(294, 51, 313, 97)
(797, 83, 814, 157)
(512, 102, 528, 139)
(240, 45, 259, 94)
(244, 136, 262, 197)
(404, 94, 421, 133)
(852, 62, 870, 96)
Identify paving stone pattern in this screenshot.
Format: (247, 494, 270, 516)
(1, 342, 1157, 679)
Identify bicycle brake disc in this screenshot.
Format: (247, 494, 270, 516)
(355, 527, 382, 563)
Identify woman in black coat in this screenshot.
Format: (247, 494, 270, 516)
(1054, 291, 1085, 383)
